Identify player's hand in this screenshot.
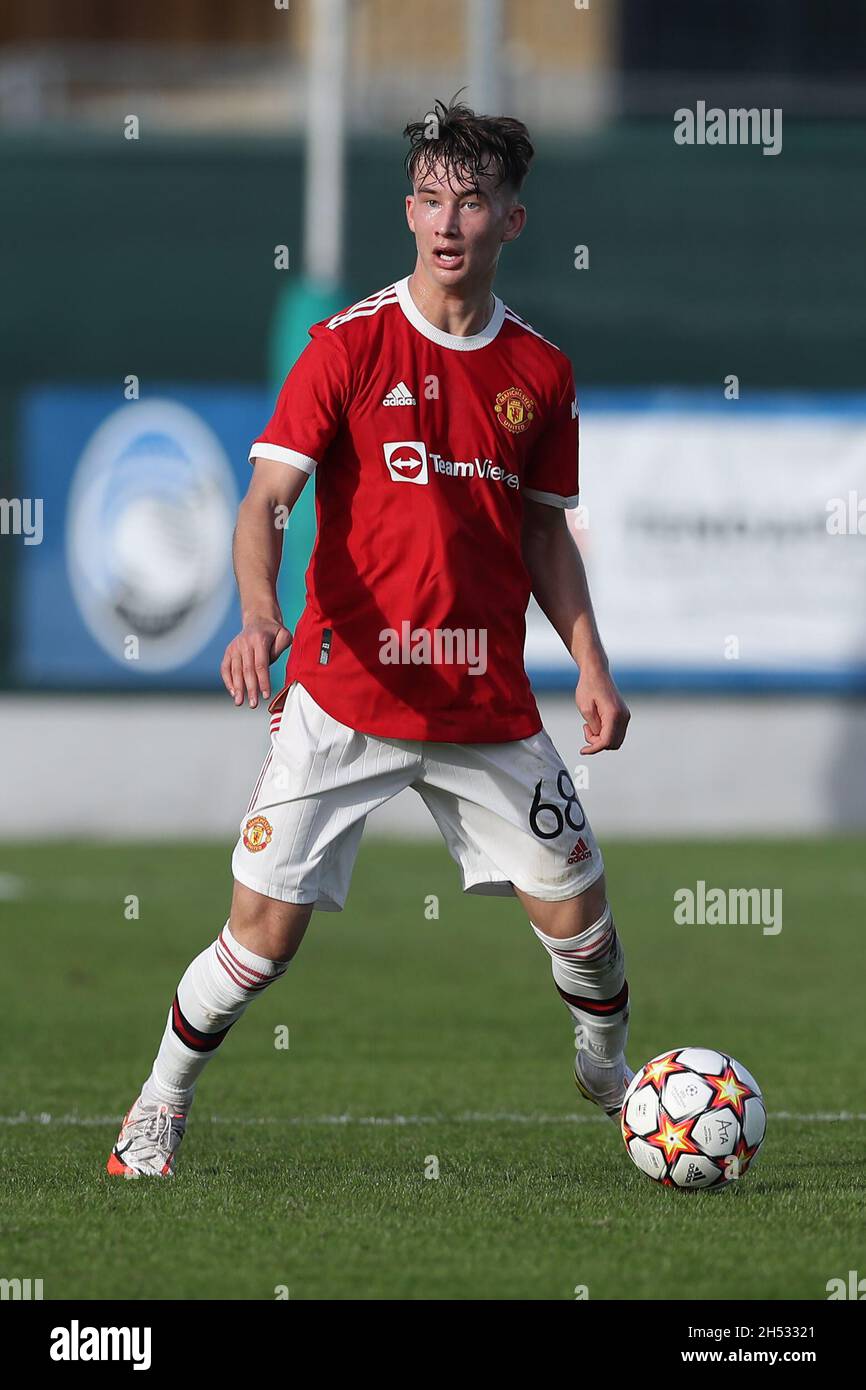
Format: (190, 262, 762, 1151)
(575, 663, 630, 754)
(220, 618, 293, 708)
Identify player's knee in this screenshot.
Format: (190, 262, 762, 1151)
(230, 880, 314, 963)
(576, 874, 608, 931)
(521, 873, 608, 939)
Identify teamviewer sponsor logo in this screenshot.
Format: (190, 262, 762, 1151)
(383, 442, 519, 492)
(432, 452, 519, 490)
(383, 440, 428, 484)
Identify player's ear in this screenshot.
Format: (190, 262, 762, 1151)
(405, 193, 416, 231)
(502, 203, 526, 245)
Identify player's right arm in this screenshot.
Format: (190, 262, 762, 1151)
(219, 458, 309, 709)
(222, 325, 350, 706)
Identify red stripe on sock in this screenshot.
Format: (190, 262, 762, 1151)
(556, 981, 630, 1015)
(216, 941, 283, 993)
(218, 929, 275, 985)
(171, 994, 232, 1051)
(549, 924, 615, 960)
(215, 942, 271, 993)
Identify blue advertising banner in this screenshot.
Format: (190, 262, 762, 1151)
(15, 386, 866, 693)
(16, 387, 270, 689)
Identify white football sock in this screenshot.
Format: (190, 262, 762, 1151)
(531, 905, 630, 1086)
(141, 921, 287, 1109)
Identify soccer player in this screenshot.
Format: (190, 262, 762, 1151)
(108, 98, 633, 1178)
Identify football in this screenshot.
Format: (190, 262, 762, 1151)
(621, 1047, 767, 1190)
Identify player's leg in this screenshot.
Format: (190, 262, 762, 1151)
(108, 681, 421, 1177)
(106, 890, 313, 1180)
(414, 729, 632, 1121)
(511, 876, 633, 1120)
(142, 889, 312, 1111)
(139, 883, 315, 1113)
(229, 880, 314, 960)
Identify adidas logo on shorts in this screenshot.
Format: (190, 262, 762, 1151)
(382, 381, 416, 406)
(567, 837, 592, 865)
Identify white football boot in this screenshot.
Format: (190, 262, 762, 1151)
(106, 1095, 188, 1178)
(572, 1025, 634, 1123)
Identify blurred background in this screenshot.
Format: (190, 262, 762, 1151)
(2, 0, 866, 840)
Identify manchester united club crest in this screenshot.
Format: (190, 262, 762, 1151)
(494, 386, 535, 434)
(243, 815, 273, 853)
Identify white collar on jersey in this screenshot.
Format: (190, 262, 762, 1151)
(394, 274, 506, 351)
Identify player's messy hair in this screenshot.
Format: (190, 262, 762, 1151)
(403, 92, 534, 198)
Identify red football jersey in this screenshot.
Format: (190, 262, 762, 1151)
(249, 276, 579, 742)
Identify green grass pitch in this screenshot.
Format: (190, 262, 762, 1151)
(1, 837, 863, 1301)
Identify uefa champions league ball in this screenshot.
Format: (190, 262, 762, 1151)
(620, 1047, 766, 1190)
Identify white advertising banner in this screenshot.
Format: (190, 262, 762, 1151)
(525, 392, 866, 690)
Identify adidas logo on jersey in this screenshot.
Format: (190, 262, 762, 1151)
(567, 837, 592, 865)
(382, 381, 416, 406)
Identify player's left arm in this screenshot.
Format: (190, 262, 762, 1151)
(521, 363, 629, 753)
(521, 502, 630, 754)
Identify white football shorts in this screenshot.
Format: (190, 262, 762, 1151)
(231, 680, 604, 912)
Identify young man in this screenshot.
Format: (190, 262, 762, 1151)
(108, 98, 633, 1178)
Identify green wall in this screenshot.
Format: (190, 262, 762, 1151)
(2, 122, 863, 394)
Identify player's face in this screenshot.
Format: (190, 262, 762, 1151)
(405, 161, 525, 289)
